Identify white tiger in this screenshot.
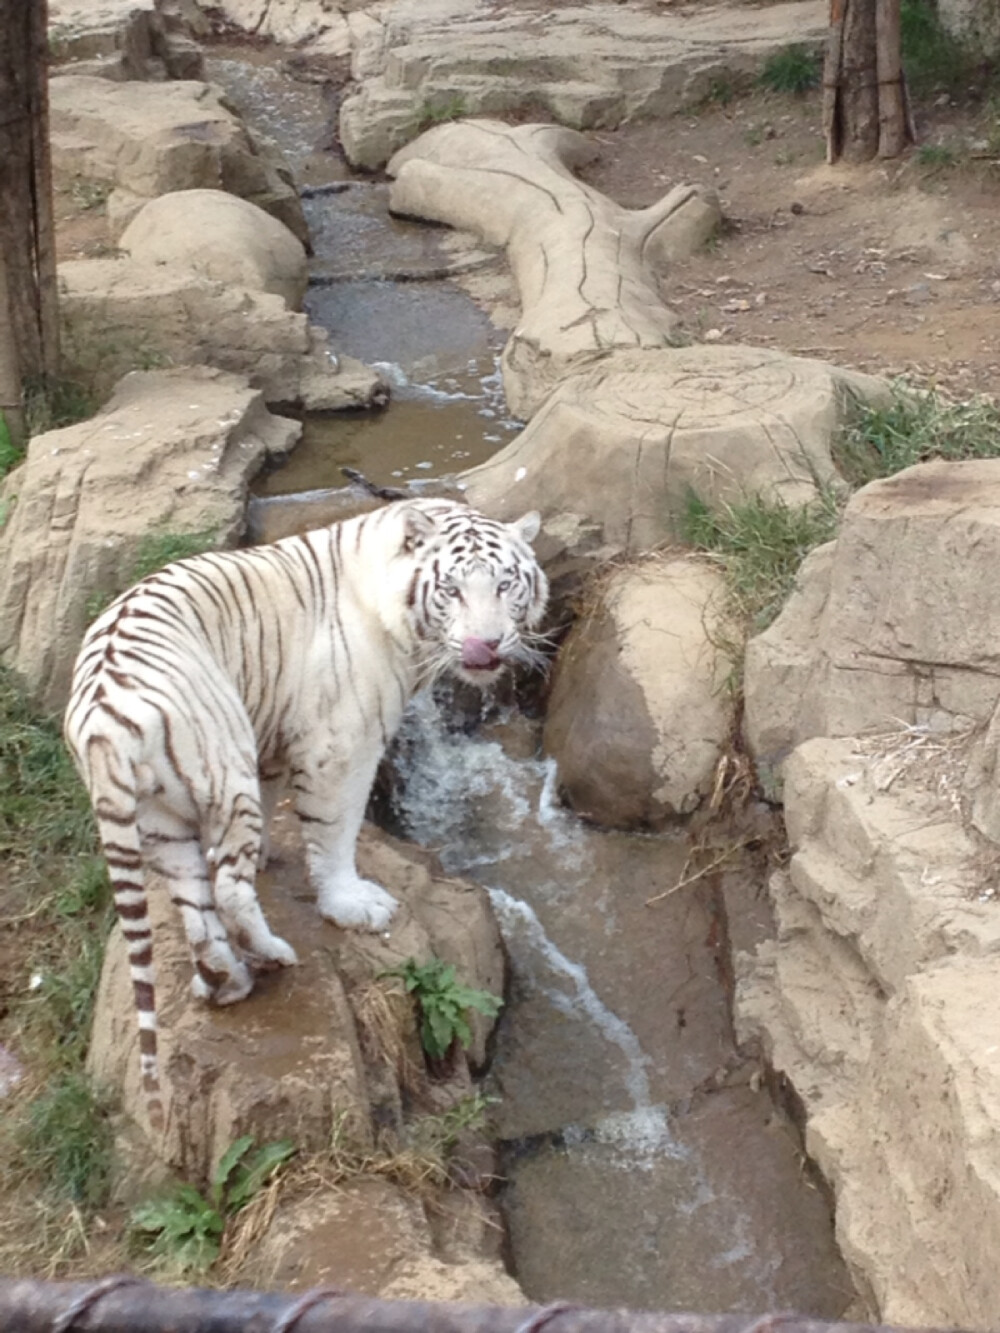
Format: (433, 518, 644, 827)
(64, 498, 548, 1131)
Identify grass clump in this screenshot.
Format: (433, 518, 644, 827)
(23, 375, 96, 438)
(0, 665, 115, 1241)
(681, 488, 840, 635)
(758, 44, 821, 95)
(834, 387, 1000, 487)
(418, 93, 467, 128)
(131, 1136, 296, 1275)
(0, 412, 21, 481)
(383, 957, 502, 1061)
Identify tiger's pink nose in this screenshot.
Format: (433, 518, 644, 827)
(461, 637, 501, 669)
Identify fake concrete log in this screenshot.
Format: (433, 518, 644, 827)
(388, 119, 720, 420)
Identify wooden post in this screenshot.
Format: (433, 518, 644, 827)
(0, 0, 59, 397)
(824, 0, 913, 163)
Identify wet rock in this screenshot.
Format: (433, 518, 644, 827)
(462, 345, 886, 560)
(745, 459, 1000, 772)
(736, 736, 1000, 1328)
(544, 557, 735, 827)
(49, 75, 306, 245)
(0, 367, 299, 710)
(88, 818, 506, 1178)
(57, 257, 386, 412)
(120, 189, 309, 311)
(340, 0, 828, 170)
(389, 120, 718, 419)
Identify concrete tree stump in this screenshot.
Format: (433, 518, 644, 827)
(388, 119, 721, 419)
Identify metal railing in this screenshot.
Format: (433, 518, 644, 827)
(0, 1277, 965, 1333)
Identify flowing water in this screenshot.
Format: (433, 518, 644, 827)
(211, 47, 853, 1315)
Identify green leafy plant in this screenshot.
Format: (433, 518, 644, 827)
(131, 1135, 296, 1273)
(758, 44, 820, 95)
(383, 957, 503, 1060)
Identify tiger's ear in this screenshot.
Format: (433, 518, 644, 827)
(402, 506, 437, 554)
(512, 511, 541, 545)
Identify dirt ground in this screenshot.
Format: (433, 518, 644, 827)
(584, 89, 1000, 397)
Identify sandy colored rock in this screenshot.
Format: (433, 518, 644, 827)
(544, 557, 735, 827)
(88, 815, 506, 1179)
(48, 0, 206, 80)
(0, 367, 299, 711)
(462, 345, 886, 558)
(208, 0, 352, 53)
(57, 257, 387, 411)
(119, 190, 309, 310)
(745, 459, 1000, 771)
(49, 75, 306, 244)
(389, 120, 719, 418)
(341, 0, 827, 170)
(737, 734, 1000, 1328)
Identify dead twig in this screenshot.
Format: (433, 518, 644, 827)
(645, 839, 755, 907)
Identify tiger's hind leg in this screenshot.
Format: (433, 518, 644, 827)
(208, 787, 298, 974)
(141, 812, 253, 1006)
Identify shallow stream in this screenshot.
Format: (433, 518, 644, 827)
(210, 46, 852, 1315)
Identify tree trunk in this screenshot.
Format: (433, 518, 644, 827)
(0, 252, 26, 451)
(0, 0, 59, 426)
(823, 0, 915, 163)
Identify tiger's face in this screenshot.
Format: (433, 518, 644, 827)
(406, 506, 548, 686)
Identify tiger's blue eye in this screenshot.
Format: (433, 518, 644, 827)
(447, 585, 462, 599)
(496, 580, 511, 594)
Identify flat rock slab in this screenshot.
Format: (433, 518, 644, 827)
(49, 75, 305, 244)
(462, 345, 887, 558)
(0, 367, 299, 711)
(58, 257, 387, 412)
(341, 0, 828, 169)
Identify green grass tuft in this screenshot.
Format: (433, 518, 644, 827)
(758, 44, 821, 95)
(0, 412, 22, 481)
(20, 1073, 114, 1208)
(834, 387, 1000, 487)
(681, 489, 840, 635)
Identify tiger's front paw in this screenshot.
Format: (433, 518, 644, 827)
(317, 878, 398, 933)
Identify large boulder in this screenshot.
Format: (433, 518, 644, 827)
(0, 367, 299, 710)
(48, 0, 206, 80)
(49, 75, 306, 244)
(463, 346, 886, 560)
(206, 0, 352, 54)
(736, 735, 1000, 1329)
(745, 459, 1000, 773)
(57, 257, 387, 412)
(119, 190, 308, 311)
(340, 0, 828, 170)
(544, 557, 735, 827)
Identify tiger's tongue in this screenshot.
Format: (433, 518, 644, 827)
(461, 638, 498, 669)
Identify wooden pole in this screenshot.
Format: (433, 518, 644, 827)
(876, 0, 912, 157)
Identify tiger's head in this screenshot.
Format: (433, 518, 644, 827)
(404, 502, 549, 686)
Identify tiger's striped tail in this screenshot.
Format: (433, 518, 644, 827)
(88, 738, 165, 1135)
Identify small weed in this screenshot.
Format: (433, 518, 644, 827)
(131, 1135, 296, 1274)
(774, 147, 797, 166)
(0, 411, 22, 480)
(758, 44, 820, 95)
(706, 73, 736, 107)
(23, 375, 95, 437)
(407, 1090, 496, 1158)
(834, 385, 1000, 487)
(681, 488, 840, 635)
(69, 178, 112, 213)
(418, 93, 467, 128)
(916, 142, 959, 168)
(744, 126, 764, 147)
(382, 957, 502, 1061)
